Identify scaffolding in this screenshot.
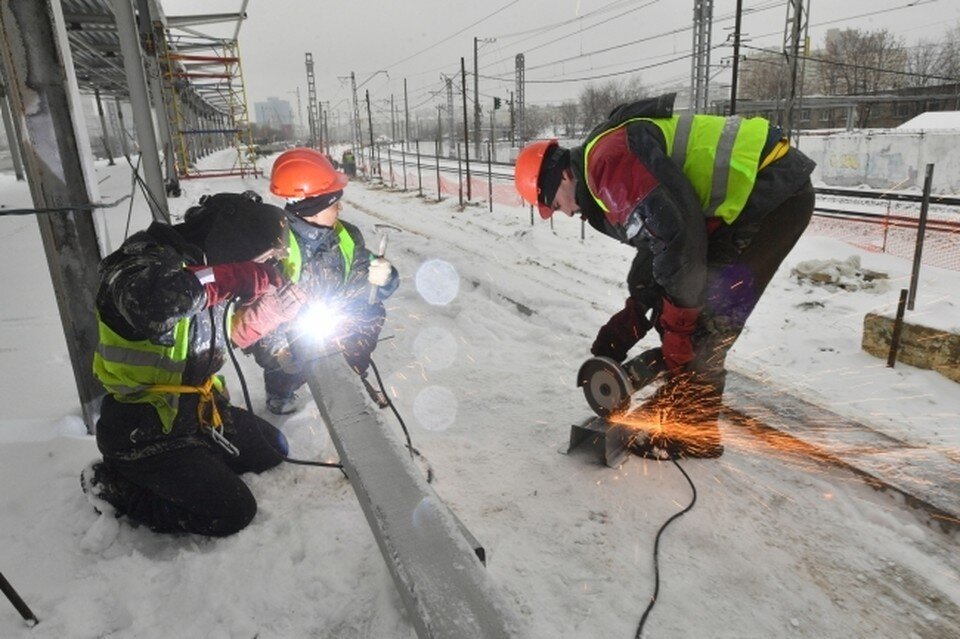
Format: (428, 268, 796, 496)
(159, 36, 261, 180)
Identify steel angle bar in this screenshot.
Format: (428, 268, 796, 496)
(564, 416, 632, 468)
(297, 349, 518, 639)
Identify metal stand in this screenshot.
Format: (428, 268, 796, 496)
(564, 416, 633, 468)
(0, 571, 37, 626)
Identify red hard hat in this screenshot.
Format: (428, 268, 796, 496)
(270, 147, 349, 199)
(514, 139, 557, 219)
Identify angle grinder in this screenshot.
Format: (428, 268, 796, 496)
(577, 348, 665, 417)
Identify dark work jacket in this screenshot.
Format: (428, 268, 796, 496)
(95, 222, 230, 459)
(255, 213, 399, 356)
(571, 97, 816, 308)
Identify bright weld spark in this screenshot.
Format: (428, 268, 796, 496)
(296, 301, 343, 343)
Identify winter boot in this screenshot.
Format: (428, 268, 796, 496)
(629, 372, 725, 459)
(266, 392, 299, 415)
(628, 430, 724, 460)
(80, 460, 129, 515)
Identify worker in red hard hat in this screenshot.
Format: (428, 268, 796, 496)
(248, 147, 399, 415)
(515, 93, 816, 459)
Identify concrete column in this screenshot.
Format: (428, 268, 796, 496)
(0, 0, 107, 430)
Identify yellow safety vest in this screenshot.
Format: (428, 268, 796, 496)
(94, 312, 223, 433)
(281, 221, 356, 284)
(583, 114, 774, 225)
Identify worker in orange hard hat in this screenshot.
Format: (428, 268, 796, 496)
(247, 147, 399, 415)
(515, 93, 816, 459)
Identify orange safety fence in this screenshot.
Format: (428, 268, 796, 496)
(806, 214, 960, 272)
(360, 158, 960, 272)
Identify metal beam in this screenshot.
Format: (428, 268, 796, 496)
(165, 12, 246, 28)
(109, 0, 168, 221)
(0, 66, 25, 180)
(298, 349, 518, 638)
(0, 0, 106, 430)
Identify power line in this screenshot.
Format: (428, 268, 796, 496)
(488, 0, 643, 41)
(373, 0, 520, 74)
(741, 43, 960, 83)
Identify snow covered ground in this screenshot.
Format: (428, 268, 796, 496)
(0, 150, 958, 638)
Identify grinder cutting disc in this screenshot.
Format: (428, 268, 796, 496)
(577, 356, 633, 417)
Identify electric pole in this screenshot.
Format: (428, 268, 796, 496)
(730, 0, 743, 115)
(404, 78, 410, 148)
(460, 57, 471, 200)
(474, 37, 481, 158)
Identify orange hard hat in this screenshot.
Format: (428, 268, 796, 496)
(270, 147, 349, 199)
(514, 139, 558, 219)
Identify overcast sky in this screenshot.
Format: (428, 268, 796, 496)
(159, 0, 959, 127)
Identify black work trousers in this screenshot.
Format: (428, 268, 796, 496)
(625, 180, 815, 393)
(691, 179, 816, 390)
(95, 398, 288, 536)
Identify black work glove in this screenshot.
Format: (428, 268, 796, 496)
(340, 332, 376, 375)
(590, 297, 654, 362)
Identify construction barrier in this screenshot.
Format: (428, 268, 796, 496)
(359, 148, 960, 272)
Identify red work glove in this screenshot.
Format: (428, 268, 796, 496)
(659, 297, 700, 375)
(187, 261, 283, 307)
(590, 297, 653, 362)
(230, 284, 306, 349)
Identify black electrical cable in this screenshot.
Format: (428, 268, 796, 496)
(222, 301, 344, 471)
(0, 194, 132, 216)
(635, 456, 698, 638)
(220, 301, 433, 482)
(368, 359, 435, 483)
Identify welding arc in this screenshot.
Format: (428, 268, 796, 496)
(223, 302, 345, 472)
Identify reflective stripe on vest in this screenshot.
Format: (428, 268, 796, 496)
(93, 313, 191, 434)
(583, 114, 768, 224)
(281, 223, 356, 284)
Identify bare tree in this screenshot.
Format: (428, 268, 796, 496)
(813, 28, 907, 96)
(738, 51, 788, 100)
(558, 101, 579, 137)
(577, 76, 648, 130)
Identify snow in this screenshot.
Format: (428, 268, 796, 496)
(1, 150, 958, 638)
(897, 111, 960, 132)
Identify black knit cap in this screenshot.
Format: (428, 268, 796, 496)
(184, 192, 288, 265)
(537, 146, 570, 206)
(285, 190, 344, 218)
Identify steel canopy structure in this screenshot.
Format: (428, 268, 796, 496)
(60, 0, 259, 183)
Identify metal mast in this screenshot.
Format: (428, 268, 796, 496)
(515, 54, 525, 144)
(350, 71, 362, 156)
(444, 75, 455, 158)
(782, 0, 810, 141)
(305, 53, 318, 148)
(690, 0, 713, 111)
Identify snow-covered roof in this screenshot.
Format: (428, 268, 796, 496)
(896, 110, 960, 131)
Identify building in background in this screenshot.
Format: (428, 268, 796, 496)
(254, 97, 295, 141)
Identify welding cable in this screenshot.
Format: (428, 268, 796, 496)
(222, 301, 344, 471)
(368, 359, 435, 483)
(0, 194, 133, 216)
(221, 302, 432, 481)
(635, 456, 698, 638)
